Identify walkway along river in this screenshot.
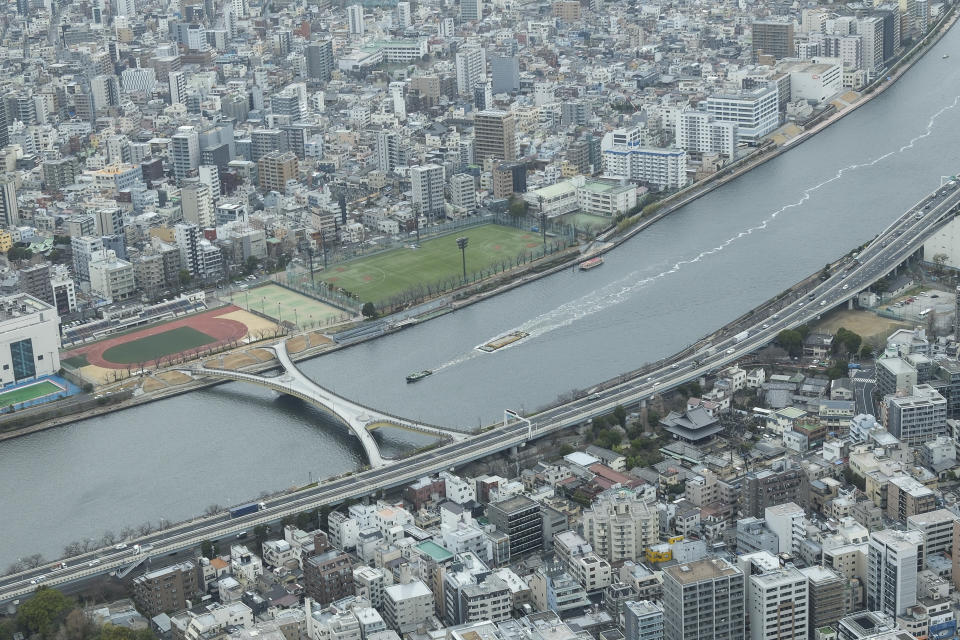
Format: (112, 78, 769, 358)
(6, 25, 960, 566)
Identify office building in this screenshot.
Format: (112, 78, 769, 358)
(752, 21, 795, 60)
(885, 384, 947, 446)
(624, 600, 664, 640)
(474, 110, 516, 163)
(306, 41, 334, 83)
(867, 528, 923, 616)
(181, 182, 216, 228)
(487, 495, 542, 558)
(131, 561, 200, 617)
(581, 488, 659, 564)
(410, 164, 445, 219)
(906, 508, 957, 557)
(798, 566, 844, 637)
(886, 475, 936, 522)
(662, 558, 745, 640)
(461, 0, 482, 21)
(257, 151, 298, 193)
(748, 567, 808, 640)
(703, 86, 780, 144)
(491, 55, 520, 94)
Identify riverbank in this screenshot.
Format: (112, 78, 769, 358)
(0, 10, 955, 444)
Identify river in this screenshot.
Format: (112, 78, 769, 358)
(4, 28, 960, 566)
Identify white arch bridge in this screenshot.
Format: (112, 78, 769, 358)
(189, 340, 468, 468)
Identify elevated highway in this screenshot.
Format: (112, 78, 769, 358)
(2, 180, 959, 605)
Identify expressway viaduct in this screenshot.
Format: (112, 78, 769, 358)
(3, 180, 960, 606)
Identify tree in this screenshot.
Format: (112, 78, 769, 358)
(178, 269, 192, 286)
(7, 246, 33, 261)
(243, 256, 259, 276)
(825, 359, 849, 380)
(361, 302, 378, 318)
(612, 405, 627, 428)
(508, 196, 528, 217)
(834, 328, 862, 356)
(253, 524, 269, 547)
(933, 253, 949, 274)
(200, 540, 217, 559)
(776, 329, 803, 357)
(17, 587, 73, 638)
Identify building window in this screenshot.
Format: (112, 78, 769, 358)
(10, 338, 35, 381)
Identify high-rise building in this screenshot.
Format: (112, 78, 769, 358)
(169, 71, 187, 105)
(703, 86, 780, 144)
(662, 558, 745, 640)
(859, 16, 886, 77)
(390, 82, 406, 120)
(486, 495, 542, 559)
(171, 126, 200, 182)
(741, 461, 803, 518)
(304, 537, 355, 606)
(624, 601, 664, 640)
(410, 164, 445, 219)
(115, 0, 135, 17)
(456, 47, 486, 96)
(18, 264, 53, 305)
(866, 528, 923, 616)
(473, 81, 493, 111)
(251, 128, 286, 162)
(91, 75, 119, 111)
(601, 128, 687, 190)
(474, 110, 516, 163)
(306, 41, 334, 83)
(396, 1, 411, 28)
(885, 384, 948, 446)
(71, 236, 103, 283)
(376, 130, 403, 173)
(181, 182, 216, 228)
(798, 566, 845, 637)
(0, 176, 19, 227)
(747, 567, 808, 640)
(490, 55, 520, 94)
(449, 173, 476, 212)
(257, 151, 298, 193)
(675, 111, 738, 159)
(752, 21, 795, 60)
(131, 561, 200, 617)
(580, 488, 659, 564)
(461, 0, 482, 21)
(174, 223, 200, 276)
(347, 4, 365, 35)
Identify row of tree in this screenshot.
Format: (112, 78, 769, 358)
(0, 587, 157, 640)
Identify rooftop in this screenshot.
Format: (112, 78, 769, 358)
(664, 558, 740, 585)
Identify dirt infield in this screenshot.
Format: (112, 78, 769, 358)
(64, 306, 250, 370)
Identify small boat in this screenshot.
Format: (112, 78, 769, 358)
(477, 331, 530, 353)
(406, 370, 433, 383)
(944, 54, 951, 59)
(579, 256, 604, 271)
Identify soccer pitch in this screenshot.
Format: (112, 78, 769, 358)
(101, 327, 217, 364)
(322, 225, 543, 304)
(0, 380, 62, 406)
(230, 283, 344, 325)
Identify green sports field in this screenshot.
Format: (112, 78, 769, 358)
(228, 283, 344, 325)
(322, 225, 543, 304)
(101, 327, 216, 364)
(0, 380, 62, 406)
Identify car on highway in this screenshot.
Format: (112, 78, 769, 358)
(88, 559, 101, 567)
(842, 285, 848, 290)
(762, 323, 769, 329)
(726, 348, 735, 354)
(820, 300, 827, 306)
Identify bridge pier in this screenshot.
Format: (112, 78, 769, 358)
(848, 298, 854, 310)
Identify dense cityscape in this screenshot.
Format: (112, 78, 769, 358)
(2, 0, 960, 639)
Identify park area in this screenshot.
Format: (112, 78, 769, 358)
(320, 224, 546, 304)
(226, 283, 347, 327)
(61, 305, 279, 385)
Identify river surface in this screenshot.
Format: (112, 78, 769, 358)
(5, 29, 960, 566)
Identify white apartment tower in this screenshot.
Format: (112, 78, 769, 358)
(866, 528, 923, 616)
(456, 47, 486, 96)
(748, 567, 808, 640)
(348, 4, 365, 35)
(410, 164, 445, 219)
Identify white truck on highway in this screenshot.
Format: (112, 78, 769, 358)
(734, 330, 749, 343)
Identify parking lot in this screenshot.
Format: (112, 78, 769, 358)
(883, 287, 955, 325)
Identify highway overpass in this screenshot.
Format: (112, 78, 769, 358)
(2, 179, 959, 606)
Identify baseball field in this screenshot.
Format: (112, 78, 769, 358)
(321, 225, 543, 304)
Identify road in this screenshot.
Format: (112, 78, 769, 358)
(2, 179, 959, 604)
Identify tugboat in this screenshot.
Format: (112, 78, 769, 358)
(406, 370, 433, 383)
(944, 54, 951, 59)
